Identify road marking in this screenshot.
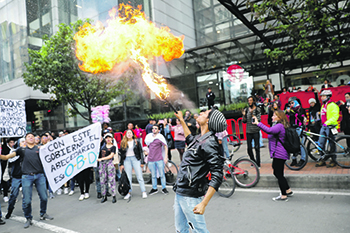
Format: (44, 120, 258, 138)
(5, 214, 79, 233)
(235, 188, 350, 196)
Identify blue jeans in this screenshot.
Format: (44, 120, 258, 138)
(318, 125, 336, 160)
(148, 160, 166, 190)
(124, 156, 146, 193)
(174, 193, 209, 233)
(222, 137, 230, 159)
(293, 127, 306, 161)
(70, 177, 75, 191)
(252, 130, 264, 147)
(22, 173, 48, 219)
(93, 167, 101, 193)
(8, 177, 22, 212)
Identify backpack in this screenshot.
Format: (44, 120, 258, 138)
(118, 169, 131, 196)
(276, 127, 301, 154)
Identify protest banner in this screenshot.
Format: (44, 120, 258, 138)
(0, 98, 26, 137)
(40, 123, 101, 192)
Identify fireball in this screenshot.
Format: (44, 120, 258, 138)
(74, 4, 184, 99)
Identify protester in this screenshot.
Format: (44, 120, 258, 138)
(253, 110, 293, 201)
(339, 93, 350, 148)
(285, 97, 307, 167)
(242, 96, 262, 167)
(119, 129, 147, 200)
(268, 102, 280, 127)
(206, 87, 215, 110)
(216, 130, 230, 161)
(306, 84, 315, 92)
(308, 98, 321, 141)
(0, 133, 54, 228)
(264, 80, 274, 101)
(338, 79, 346, 87)
(170, 118, 186, 162)
(98, 133, 117, 203)
(173, 109, 226, 232)
(273, 94, 281, 109)
(76, 167, 92, 201)
(144, 124, 169, 195)
(5, 138, 25, 219)
(0, 163, 5, 225)
(1, 138, 15, 203)
(184, 110, 197, 136)
(134, 124, 143, 145)
(316, 90, 339, 168)
(321, 79, 333, 89)
(145, 119, 155, 134)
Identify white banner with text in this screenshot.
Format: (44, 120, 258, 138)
(40, 123, 101, 192)
(0, 98, 26, 137)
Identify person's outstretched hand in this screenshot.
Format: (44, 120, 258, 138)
(174, 110, 183, 120)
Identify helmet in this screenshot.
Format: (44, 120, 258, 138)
(308, 98, 316, 104)
(288, 96, 297, 102)
(320, 89, 332, 97)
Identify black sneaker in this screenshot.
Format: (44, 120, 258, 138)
(286, 191, 294, 197)
(106, 192, 112, 197)
(290, 159, 297, 166)
(149, 189, 158, 195)
(296, 160, 305, 167)
(0, 218, 5, 225)
(97, 192, 102, 199)
(5, 209, 13, 219)
(162, 188, 169, 195)
(24, 219, 32, 228)
(40, 213, 54, 220)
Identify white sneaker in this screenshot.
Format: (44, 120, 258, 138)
(84, 193, 90, 199)
(3, 196, 9, 202)
(225, 159, 231, 165)
(79, 194, 85, 201)
(64, 188, 69, 195)
(142, 192, 147, 199)
(19, 187, 22, 192)
(57, 189, 62, 195)
(124, 193, 131, 200)
(68, 190, 74, 196)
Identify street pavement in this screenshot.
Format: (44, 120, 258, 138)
(1, 139, 350, 232)
(1, 183, 349, 233)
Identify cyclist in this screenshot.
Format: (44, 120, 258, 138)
(285, 97, 307, 167)
(315, 90, 340, 168)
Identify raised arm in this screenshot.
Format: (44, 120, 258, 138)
(174, 111, 191, 138)
(0, 151, 17, 160)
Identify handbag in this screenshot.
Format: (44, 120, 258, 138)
(113, 151, 120, 165)
(166, 132, 175, 149)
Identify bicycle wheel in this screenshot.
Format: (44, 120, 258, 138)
(306, 140, 322, 161)
(334, 137, 350, 168)
(217, 165, 235, 198)
(142, 163, 151, 184)
(164, 160, 178, 185)
(285, 143, 308, 170)
(225, 134, 241, 154)
(233, 158, 260, 188)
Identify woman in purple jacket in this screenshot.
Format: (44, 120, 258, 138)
(252, 110, 293, 201)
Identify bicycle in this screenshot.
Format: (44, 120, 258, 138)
(301, 129, 350, 168)
(142, 160, 178, 185)
(208, 164, 236, 198)
(223, 134, 260, 188)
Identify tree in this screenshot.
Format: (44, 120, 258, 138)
(23, 19, 133, 123)
(248, 0, 350, 69)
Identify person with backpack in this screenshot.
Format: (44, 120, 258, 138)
(252, 110, 293, 201)
(119, 129, 147, 200)
(98, 133, 117, 203)
(315, 90, 340, 168)
(285, 97, 307, 167)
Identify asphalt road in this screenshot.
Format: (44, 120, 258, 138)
(1, 183, 349, 233)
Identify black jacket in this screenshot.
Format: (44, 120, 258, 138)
(119, 140, 144, 165)
(174, 132, 224, 198)
(206, 92, 215, 103)
(340, 105, 350, 131)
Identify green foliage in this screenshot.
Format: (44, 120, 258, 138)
(247, 0, 350, 69)
(148, 109, 200, 120)
(219, 102, 248, 112)
(23, 19, 132, 123)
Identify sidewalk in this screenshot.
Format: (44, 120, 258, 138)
(166, 140, 350, 190)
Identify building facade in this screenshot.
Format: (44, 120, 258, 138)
(0, 0, 349, 132)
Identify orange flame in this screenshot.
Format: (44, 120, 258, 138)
(74, 4, 184, 99)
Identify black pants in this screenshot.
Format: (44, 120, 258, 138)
(272, 158, 290, 195)
(76, 168, 91, 194)
(208, 101, 214, 110)
(246, 133, 261, 167)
